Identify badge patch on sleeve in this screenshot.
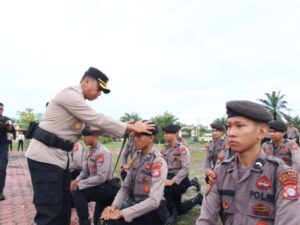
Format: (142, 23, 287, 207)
(180, 146, 187, 155)
(256, 176, 271, 190)
(283, 185, 299, 200)
(98, 153, 104, 163)
(278, 170, 299, 200)
(278, 170, 298, 185)
(151, 162, 162, 178)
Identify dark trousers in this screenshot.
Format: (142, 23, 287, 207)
(72, 178, 120, 225)
(103, 201, 167, 225)
(164, 175, 191, 215)
(70, 169, 81, 208)
(0, 145, 8, 194)
(27, 158, 71, 225)
(8, 140, 12, 151)
(17, 140, 24, 151)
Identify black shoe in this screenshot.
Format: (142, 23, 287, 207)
(192, 193, 203, 205)
(166, 210, 180, 225)
(190, 176, 201, 192)
(0, 193, 5, 201)
(79, 219, 91, 225)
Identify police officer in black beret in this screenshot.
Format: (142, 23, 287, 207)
(161, 124, 202, 224)
(71, 129, 120, 225)
(262, 120, 300, 173)
(197, 100, 300, 225)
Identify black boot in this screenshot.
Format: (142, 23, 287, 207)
(190, 176, 201, 192)
(0, 193, 5, 201)
(192, 193, 203, 205)
(79, 219, 91, 225)
(166, 209, 179, 225)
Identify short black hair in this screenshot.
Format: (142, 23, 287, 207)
(0, 102, 3, 107)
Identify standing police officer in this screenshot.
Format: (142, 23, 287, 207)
(0, 102, 13, 201)
(162, 124, 202, 224)
(287, 121, 300, 145)
(262, 120, 300, 173)
(25, 67, 155, 225)
(71, 129, 120, 225)
(101, 121, 168, 225)
(197, 100, 300, 225)
(204, 122, 230, 185)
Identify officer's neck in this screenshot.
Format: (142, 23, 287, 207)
(167, 139, 178, 148)
(273, 138, 283, 147)
(238, 144, 261, 168)
(141, 144, 153, 155)
(213, 137, 221, 142)
(90, 140, 99, 148)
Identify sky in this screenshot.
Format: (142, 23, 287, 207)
(1, 0, 300, 126)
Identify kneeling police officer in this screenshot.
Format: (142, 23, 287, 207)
(71, 129, 120, 225)
(101, 121, 168, 225)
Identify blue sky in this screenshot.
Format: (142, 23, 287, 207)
(1, 0, 300, 125)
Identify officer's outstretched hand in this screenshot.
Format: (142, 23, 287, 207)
(126, 121, 155, 134)
(101, 205, 122, 220)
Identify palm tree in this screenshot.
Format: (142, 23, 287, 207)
(290, 115, 300, 130)
(120, 112, 141, 122)
(258, 90, 289, 120)
(213, 116, 227, 127)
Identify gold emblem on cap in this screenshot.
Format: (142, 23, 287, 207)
(98, 78, 108, 89)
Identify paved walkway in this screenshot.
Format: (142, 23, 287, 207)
(0, 152, 94, 225)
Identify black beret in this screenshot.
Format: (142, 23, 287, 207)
(83, 67, 110, 94)
(210, 122, 225, 132)
(82, 129, 95, 136)
(226, 100, 273, 123)
(138, 120, 158, 136)
(268, 120, 287, 132)
(163, 124, 181, 133)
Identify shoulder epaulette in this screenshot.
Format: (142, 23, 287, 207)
(265, 155, 286, 168)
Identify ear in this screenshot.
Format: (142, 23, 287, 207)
(257, 123, 268, 140)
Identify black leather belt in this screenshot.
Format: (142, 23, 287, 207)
(33, 126, 74, 152)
